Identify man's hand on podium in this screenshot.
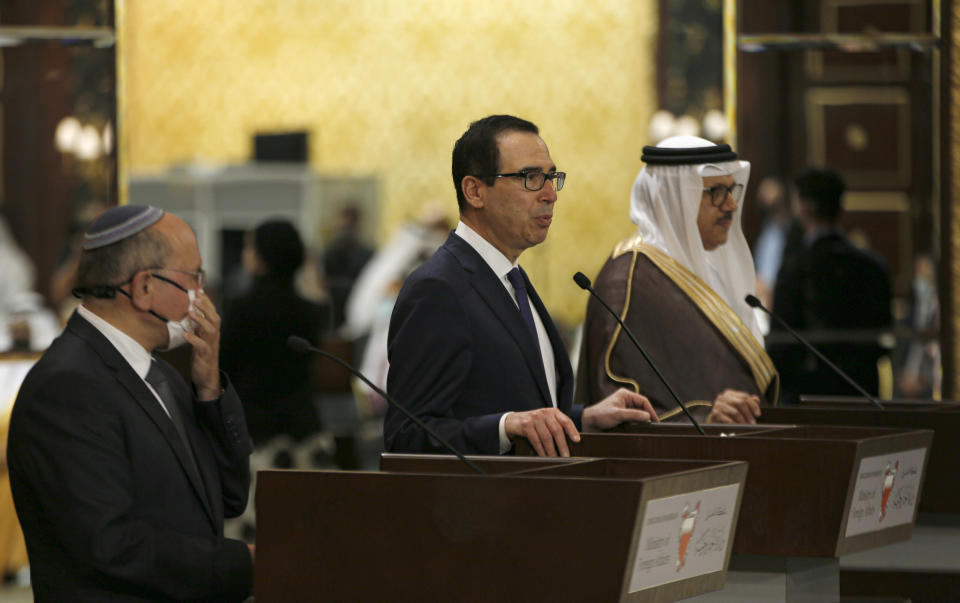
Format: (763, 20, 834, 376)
(583, 388, 658, 433)
(505, 389, 657, 457)
(505, 408, 580, 457)
(706, 389, 761, 424)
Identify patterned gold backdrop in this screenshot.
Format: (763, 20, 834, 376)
(118, 0, 659, 326)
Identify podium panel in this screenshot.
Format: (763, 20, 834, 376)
(757, 399, 960, 601)
(761, 400, 960, 513)
(517, 425, 932, 557)
(255, 457, 747, 602)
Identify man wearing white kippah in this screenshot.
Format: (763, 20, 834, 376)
(575, 136, 780, 424)
(8, 205, 253, 601)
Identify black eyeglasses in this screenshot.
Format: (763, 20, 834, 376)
(703, 183, 744, 207)
(492, 169, 566, 192)
(151, 267, 206, 292)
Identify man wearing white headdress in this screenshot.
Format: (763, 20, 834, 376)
(575, 136, 779, 423)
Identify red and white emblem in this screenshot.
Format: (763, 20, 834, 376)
(879, 461, 898, 521)
(676, 501, 700, 571)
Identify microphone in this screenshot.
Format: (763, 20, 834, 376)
(744, 294, 885, 410)
(286, 335, 485, 474)
(573, 272, 706, 435)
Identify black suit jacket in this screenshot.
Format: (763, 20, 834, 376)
(221, 275, 327, 444)
(771, 232, 892, 402)
(8, 312, 253, 602)
(384, 232, 579, 455)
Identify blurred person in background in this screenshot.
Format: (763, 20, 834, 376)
(771, 168, 893, 403)
(898, 254, 940, 398)
(323, 205, 373, 329)
(0, 216, 59, 353)
(345, 207, 451, 416)
(221, 219, 330, 445)
(752, 176, 803, 313)
(49, 200, 110, 324)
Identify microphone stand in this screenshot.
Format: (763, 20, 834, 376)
(287, 336, 485, 474)
(745, 294, 885, 410)
(574, 272, 706, 435)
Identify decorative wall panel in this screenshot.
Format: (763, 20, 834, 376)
(118, 1, 659, 326)
(806, 0, 926, 81)
(806, 86, 911, 188)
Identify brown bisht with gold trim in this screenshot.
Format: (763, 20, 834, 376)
(575, 233, 779, 422)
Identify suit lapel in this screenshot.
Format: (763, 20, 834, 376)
(67, 314, 218, 529)
(444, 235, 554, 407)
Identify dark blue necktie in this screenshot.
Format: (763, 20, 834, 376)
(145, 360, 206, 498)
(507, 268, 541, 355)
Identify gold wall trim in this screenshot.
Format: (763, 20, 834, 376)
(724, 0, 738, 149)
(844, 191, 910, 212)
(115, 0, 128, 205)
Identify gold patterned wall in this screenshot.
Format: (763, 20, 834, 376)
(117, 0, 658, 325)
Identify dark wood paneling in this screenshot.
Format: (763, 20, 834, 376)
(1, 1, 116, 302)
(737, 0, 934, 300)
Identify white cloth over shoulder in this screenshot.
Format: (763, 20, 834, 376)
(0, 217, 60, 351)
(629, 135, 762, 343)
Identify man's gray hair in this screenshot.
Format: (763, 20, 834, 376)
(76, 227, 172, 294)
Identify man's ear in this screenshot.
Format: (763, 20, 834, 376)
(462, 175, 486, 210)
(128, 271, 154, 311)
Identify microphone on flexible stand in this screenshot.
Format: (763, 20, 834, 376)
(286, 335, 486, 474)
(573, 272, 706, 435)
(744, 294, 885, 410)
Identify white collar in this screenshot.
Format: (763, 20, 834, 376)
(77, 304, 153, 379)
(455, 220, 519, 278)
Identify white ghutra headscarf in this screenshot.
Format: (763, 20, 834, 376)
(629, 135, 763, 344)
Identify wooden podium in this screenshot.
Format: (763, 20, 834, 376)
(756, 399, 960, 601)
(760, 399, 960, 514)
(254, 456, 747, 602)
(516, 425, 932, 601)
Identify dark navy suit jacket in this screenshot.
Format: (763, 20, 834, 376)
(384, 232, 580, 455)
(8, 312, 253, 602)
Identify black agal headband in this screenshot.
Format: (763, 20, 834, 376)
(641, 144, 738, 166)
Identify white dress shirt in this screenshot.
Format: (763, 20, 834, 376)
(454, 221, 557, 453)
(77, 304, 173, 418)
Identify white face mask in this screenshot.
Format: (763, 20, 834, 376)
(158, 288, 198, 351)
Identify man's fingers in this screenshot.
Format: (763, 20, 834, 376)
(560, 414, 581, 444)
(711, 409, 735, 424)
(526, 427, 547, 457)
(619, 408, 651, 424)
(734, 399, 756, 424)
(639, 397, 659, 422)
(716, 398, 753, 424)
(550, 411, 580, 456)
(189, 308, 214, 335)
(545, 417, 570, 457)
(532, 422, 557, 457)
(509, 409, 579, 456)
(182, 330, 207, 352)
(708, 403, 737, 424)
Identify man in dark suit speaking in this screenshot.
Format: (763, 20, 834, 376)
(8, 205, 253, 601)
(385, 115, 657, 457)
